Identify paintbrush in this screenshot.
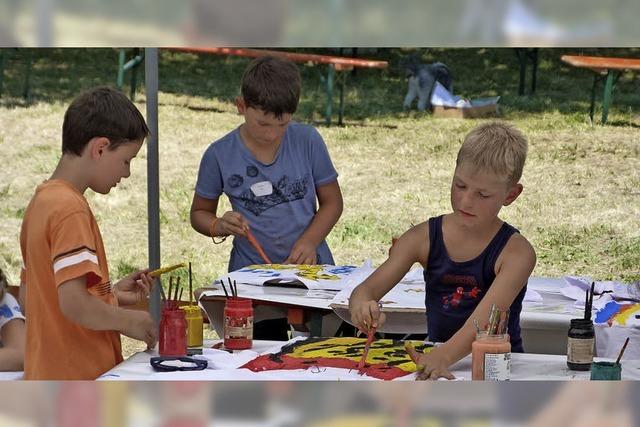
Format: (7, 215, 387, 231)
(188, 262, 193, 304)
(175, 277, 181, 301)
(220, 279, 230, 299)
(158, 278, 167, 307)
(358, 302, 382, 370)
(615, 337, 630, 364)
(149, 263, 186, 278)
(245, 228, 272, 264)
(585, 282, 595, 321)
(357, 325, 377, 370)
(168, 276, 174, 306)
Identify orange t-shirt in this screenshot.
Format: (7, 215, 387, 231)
(20, 180, 123, 380)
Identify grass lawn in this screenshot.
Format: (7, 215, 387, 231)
(1, 48, 639, 356)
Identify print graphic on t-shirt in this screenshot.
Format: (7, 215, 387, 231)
(440, 274, 482, 310)
(240, 174, 310, 216)
(0, 304, 14, 319)
(227, 174, 244, 188)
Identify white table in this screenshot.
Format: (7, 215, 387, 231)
(98, 339, 640, 381)
(0, 371, 23, 381)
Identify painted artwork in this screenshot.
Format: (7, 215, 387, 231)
(224, 264, 364, 290)
(241, 337, 433, 380)
(595, 302, 640, 326)
(331, 282, 426, 311)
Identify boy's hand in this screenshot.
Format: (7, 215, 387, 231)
(216, 211, 249, 237)
(350, 300, 386, 333)
(284, 238, 317, 265)
(121, 309, 157, 350)
(405, 345, 455, 381)
(114, 270, 152, 306)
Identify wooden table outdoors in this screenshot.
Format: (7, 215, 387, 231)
(561, 54, 640, 124)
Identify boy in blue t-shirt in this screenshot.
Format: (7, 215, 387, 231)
(191, 56, 343, 339)
(349, 122, 536, 380)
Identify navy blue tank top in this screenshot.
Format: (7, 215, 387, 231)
(424, 215, 526, 352)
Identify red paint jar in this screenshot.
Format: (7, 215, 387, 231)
(159, 308, 187, 357)
(224, 297, 253, 350)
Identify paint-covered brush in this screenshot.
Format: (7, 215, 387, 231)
(357, 326, 377, 371)
(149, 263, 186, 278)
(246, 228, 272, 264)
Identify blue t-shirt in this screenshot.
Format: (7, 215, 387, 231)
(195, 122, 338, 272)
(424, 215, 526, 352)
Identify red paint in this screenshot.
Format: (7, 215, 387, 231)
(224, 297, 254, 350)
(159, 308, 187, 357)
(242, 354, 410, 381)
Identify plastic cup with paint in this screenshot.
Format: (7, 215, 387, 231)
(590, 361, 622, 380)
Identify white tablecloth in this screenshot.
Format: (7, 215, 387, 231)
(98, 339, 640, 381)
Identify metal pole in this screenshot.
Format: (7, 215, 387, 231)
(601, 70, 614, 125)
(145, 48, 161, 323)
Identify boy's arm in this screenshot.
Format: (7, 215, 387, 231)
(349, 222, 430, 331)
(0, 318, 26, 371)
(18, 282, 26, 315)
(284, 181, 343, 264)
(58, 276, 157, 348)
(190, 194, 220, 237)
(410, 234, 536, 380)
(190, 194, 248, 237)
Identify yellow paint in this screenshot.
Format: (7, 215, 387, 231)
(245, 264, 340, 281)
(614, 304, 640, 326)
(285, 337, 431, 372)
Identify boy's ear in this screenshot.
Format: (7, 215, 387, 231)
(503, 183, 523, 206)
(88, 137, 110, 159)
(235, 97, 246, 114)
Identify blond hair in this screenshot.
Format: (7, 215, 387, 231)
(456, 122, 528, 185)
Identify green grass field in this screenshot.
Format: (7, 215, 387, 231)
(2, 47, 638, 287)
(2, 48, 638, 356)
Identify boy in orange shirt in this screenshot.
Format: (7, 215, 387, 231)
(19, 86, 157, 380)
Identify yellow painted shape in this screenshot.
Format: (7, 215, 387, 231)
(284, 337, 431, 372)
(613, 304, 640, 326)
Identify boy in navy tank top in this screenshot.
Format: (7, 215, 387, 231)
(349, 122, 536, 380)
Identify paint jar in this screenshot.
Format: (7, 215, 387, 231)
(159, 308, 187, 357)
(590, 361, 622, 380)
(181, 305, 204, 348)
(567, 319, 594, 371)
(471, 332, 511, 380)
(224, 297, 253, 350)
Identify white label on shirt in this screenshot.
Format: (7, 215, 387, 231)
(251, 181, 273, 197)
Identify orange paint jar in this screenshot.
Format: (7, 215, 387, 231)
(471, 332, 511, 381)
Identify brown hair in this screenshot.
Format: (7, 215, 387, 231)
(0, 268, 7, 301)
(456, 122, 528, 185)
(62, 86, 149, 156)
(240, 56, 301, 118)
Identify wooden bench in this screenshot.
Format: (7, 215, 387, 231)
(121, 48, 388, 125)
(561, 54, 640, 124)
